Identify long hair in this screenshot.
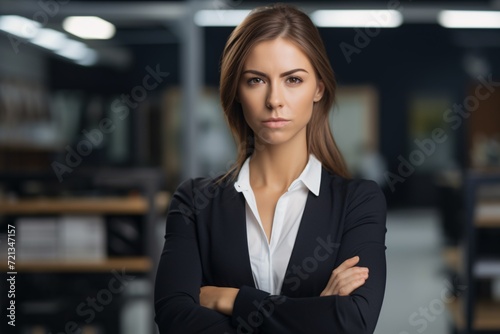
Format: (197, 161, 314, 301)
(217, 3, 350, 186)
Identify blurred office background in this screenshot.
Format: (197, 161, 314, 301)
(0, 0, 500, 333)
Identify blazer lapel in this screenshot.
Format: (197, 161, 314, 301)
(280, 168, 336, 296)
(212, 168, 337, 295)
(214, 179, 256, 288)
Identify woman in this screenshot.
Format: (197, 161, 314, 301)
(154, 3, 387, 333)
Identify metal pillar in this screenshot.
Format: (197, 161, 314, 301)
(180, 0, 204, 179)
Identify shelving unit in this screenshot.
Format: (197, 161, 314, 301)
(459, 171, 500, 334)
(0, 193, 169, 215)
(448, 299, 500, 331)
(0, 257, 152, 273)
(0, 197, 149, 215)
(475, 201, 500, 227)
(0, 168, 167, 334)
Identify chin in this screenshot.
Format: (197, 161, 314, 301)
(255, 134, 293, 147)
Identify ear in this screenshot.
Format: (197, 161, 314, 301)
(313, 80, 325, 103)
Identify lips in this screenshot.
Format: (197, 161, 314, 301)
(262, 118, 290, 128)
(264, 117, 289, 122)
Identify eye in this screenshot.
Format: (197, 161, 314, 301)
(247, 77, 264, 85)
(286, 76, 303, 85)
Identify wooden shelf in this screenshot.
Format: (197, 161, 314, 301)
(475, 201, 500, 227)
(448, 298, 500, 330)
(0, 257, 152, 272)
(442, 247, 500, 278)
(0, 192, 170, 215)
(0, 142, 61, 151)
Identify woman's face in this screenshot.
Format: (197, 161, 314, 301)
(237, 37, 324, 147)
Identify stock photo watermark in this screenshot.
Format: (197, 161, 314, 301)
(48, 268, 135, 334)
(176, 131, 270, 226)
(51, 64, 169, 182)
(226, 295, 286, 334)
(397, 277, 467, 334)
(283, 234, 340, 292)
(340, 0, 406, 64)
(221, 233, 339, 333)
(212, 0, 243, 12)
(5, 224, 17, 327)
(385, 74, 500, 192)
(4, 0, 70, 53)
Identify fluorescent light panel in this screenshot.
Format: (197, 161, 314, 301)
(30, 28, 67, 51)
(311, 10, 403, 28)
(194, 10, 251, 27)
(194, 9, 403, 28)
(63, 16, 115, 39)
(55, 39, 98, 66)
(0, 15, 41, 39)
(0, 15, 98, 66)
(76, 49, 98, 66)
(438, 10, 500, 29)
(56, 39, 88, 59)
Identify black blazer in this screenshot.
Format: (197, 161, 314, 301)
(154, 167, 387, 334)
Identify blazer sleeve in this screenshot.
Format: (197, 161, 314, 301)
(154, 178, 237, 334)
(230, 179, 387, 334)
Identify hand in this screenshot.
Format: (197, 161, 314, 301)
(200, 286, 239, 316)
(320, 256, 369, 297)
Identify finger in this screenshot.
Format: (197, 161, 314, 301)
(336, 256, 360, 272)
(334, 266, 368, 281)
(338, 277, 368, 296)
(320, 256, 363, 297)
(330, 256, 360, 282)
(322, 257, 361, 294)
(330, 267, 369, 293)
(322, 267, 368, 296)
(327, 266, 367, 296)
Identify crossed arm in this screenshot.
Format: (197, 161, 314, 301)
(199, 255, 369, 315)
(154, 178, 387, 334)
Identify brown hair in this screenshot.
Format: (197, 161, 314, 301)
(217, 3, 350, 186)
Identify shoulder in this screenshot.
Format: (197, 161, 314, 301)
(322, 170, 387, 236)
(172, 171, 233, 199)
(168, 172, 231, 222)
(323, 168, 386, 212)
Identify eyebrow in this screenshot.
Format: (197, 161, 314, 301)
(242, 68, 309, 78)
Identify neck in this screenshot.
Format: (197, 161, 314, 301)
(249, 136, 309, 193)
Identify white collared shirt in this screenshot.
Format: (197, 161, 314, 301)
(234, 153, 322, 294)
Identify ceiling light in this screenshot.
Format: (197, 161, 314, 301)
(76, 49, 98, 66)
(56, 39, 98, 66)
(194, 10, 251, 27)
(0, 15, 41, 39)
(438, 10, 500, 29)
(30, 28, 67, 51)
(56, 39, 91, 60)
(63, 16, 115, 39)
(311, 10, 403, 28)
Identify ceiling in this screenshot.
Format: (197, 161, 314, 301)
(1, 1, 500, 72)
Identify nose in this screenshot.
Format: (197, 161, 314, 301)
(265, 82, 284, 110)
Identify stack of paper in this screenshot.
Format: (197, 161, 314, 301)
(59, 215, 106, 261)
(17, 218, 58, 260)
(16, 215, 107, 261)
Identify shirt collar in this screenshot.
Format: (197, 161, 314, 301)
(234, 153, 322, 196)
